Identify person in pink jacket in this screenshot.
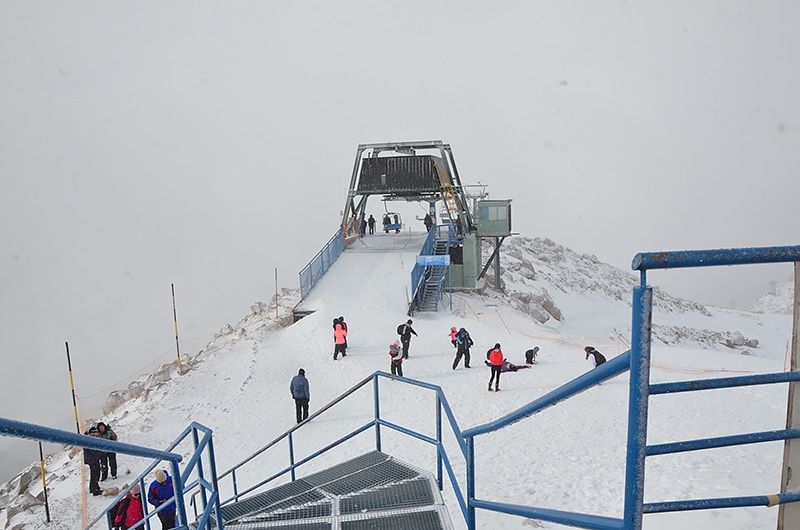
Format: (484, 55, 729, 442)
(333, 320, 347, 360)
(448, 327, 458, 348)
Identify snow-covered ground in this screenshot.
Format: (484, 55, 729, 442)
(1, 232, 795, 530)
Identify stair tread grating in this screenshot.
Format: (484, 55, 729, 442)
(319, 460, 419, 496)
(303, 451, 389, 487)
(340, 477, 435, 514)
(341, 509, 444, 530)
(221, 480, 322, 522)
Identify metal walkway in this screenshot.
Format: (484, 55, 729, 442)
(219, 451, 454, 530)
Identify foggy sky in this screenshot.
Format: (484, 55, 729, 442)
(1, 1, 798, 481)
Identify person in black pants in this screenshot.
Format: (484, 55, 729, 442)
(97, 422, 118, 480)
(452, 328, 474, 370)
(290, 368, 310, 423)
(83, 427, 103, 496)
(398, 319, 418, 359)
(389, 343, 403, 377)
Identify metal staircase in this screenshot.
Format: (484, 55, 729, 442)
(218, 451, 453, 530)
(415, 236, 450, 312)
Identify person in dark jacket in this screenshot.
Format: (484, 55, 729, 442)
(388, 343, 403, 377)
(83, 426, 103, 496)
(367, 214, 376, 234)
(290, 368, 310, 423)
(398, 319, 418, 359)
(525, 346, 540, 365)
(423, 213, 433, 232)
(585, 346, 607, 368)
(97, 422, 118, 480)
(148, 469, 176, 529)
(452, 328, 474, 370)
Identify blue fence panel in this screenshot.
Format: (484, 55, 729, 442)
(299, 229, 344, 299)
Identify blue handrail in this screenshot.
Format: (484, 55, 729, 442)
(0, 418, 222, 530)
(298, 228, 345, 299)
(623, 244, 800, 529)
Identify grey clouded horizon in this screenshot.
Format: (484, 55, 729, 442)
(1, 2, 798, 481)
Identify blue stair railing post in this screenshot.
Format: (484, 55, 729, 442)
(436, 394, 443, 491)
(622, 284, 653, 530)
(466, 436, 476, 530)
(289, 432, 296, 481)
(374, 376, 382, 452)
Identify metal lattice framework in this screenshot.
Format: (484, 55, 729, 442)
(340, 141, 474, 241)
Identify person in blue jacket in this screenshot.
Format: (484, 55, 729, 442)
(148, 469, 176, 529)
(290, 368, 310, 423)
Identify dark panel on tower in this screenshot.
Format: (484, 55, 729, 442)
(357, 155, 443, 196)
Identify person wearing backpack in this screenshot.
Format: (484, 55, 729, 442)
(452, 328, 474, 370)
(585, 346, 607, 368)
(397, 319, 418, 359)
(113, 483, 145, 530)
(388, 343, 403, 377)
(97, 422, 118, 481)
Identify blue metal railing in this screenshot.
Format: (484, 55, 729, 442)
(298, 228, 345, 299)
(621, 245, 800, 529)
(410, 225, 456, 314)
(0, 418, 222, 530)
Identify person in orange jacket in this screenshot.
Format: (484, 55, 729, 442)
(333, 319, 347, 360)
(487, 343, 504, 392)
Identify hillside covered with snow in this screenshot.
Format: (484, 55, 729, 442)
(1, 233, 795, 530)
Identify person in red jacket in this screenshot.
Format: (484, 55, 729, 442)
(114, 483, 145, 530)
(487, 343, 504, 392)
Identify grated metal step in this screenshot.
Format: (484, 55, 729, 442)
(220, 451, 453, 530)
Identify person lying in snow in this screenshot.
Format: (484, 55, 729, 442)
(484, 358, 532, 372)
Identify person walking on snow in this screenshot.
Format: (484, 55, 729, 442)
(397, 319, 418, 359)
(452, 328, 474, 370)
(487, 343, 504, 392)
(367, 214, 376, 234)
(585, 346, 606, 368)
(389, 343, 403, 377)
(333, 318, 347, 360)
(448, 327, 458, 348)
(290, 368, 310, 423)
(338, 316, 348, 353)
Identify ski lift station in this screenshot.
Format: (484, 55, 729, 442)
(297, 140, 513, 315)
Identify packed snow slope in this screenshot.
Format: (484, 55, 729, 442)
(1, 233, 795, 530)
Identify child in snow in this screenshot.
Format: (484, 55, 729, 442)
(448, 327, 458, 348)
(525, 346, 540, 365)
(585, 346, 606, 368)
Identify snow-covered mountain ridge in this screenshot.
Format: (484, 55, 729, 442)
(1, 233, 794, 530)
(485, 236, 773, 351)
